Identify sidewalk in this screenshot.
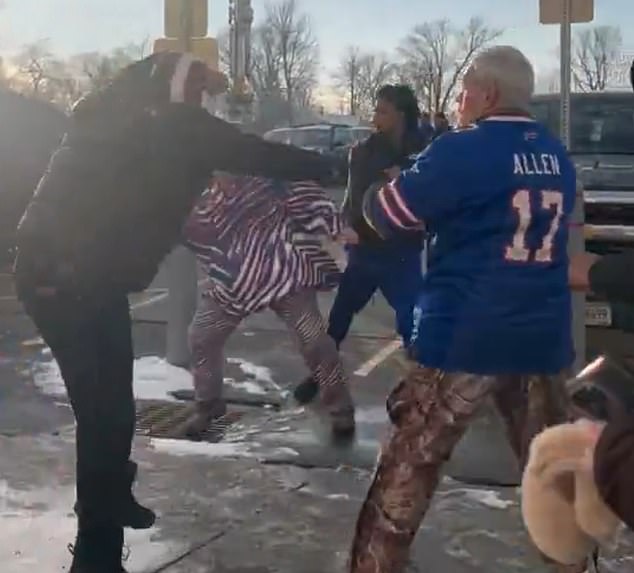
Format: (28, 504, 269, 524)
(3, 408, 633, 573)
(1, 293, 633, 572)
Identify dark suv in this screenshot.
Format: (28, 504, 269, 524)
(531, 92, 634, 363)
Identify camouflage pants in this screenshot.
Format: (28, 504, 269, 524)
(349, 365, 582, 573)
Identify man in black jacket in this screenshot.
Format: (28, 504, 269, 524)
(14, 52, 332, 573)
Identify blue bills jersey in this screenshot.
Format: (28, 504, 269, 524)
(363, 116, 576, 375)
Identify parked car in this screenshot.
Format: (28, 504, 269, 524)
(263, 123, 356, 183)
(348, 126, 374, 144)
(531, 92, 634, 363)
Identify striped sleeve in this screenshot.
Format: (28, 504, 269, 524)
(362, 136, 465, 237)
(362, 179, 425, 238)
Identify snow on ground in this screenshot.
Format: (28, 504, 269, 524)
(149, 438, 300, 462)
(0, 482, 182, 573)
(30, 355, 278, 401)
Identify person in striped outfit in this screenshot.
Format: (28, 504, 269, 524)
(180, 173, 357, 439)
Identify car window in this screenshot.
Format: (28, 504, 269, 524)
(531, 96, 634, 155)
(263, 130, 291, 144)
(289, 128, 332, 148)
(332, 127, 352, 146)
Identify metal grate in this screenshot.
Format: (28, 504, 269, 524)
(135, 401, 244, 443)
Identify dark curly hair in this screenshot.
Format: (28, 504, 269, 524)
(375, 84, 421, 133)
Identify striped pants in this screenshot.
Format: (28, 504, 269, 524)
(189, 287, 354, 419)
(349, 365, 585, 573)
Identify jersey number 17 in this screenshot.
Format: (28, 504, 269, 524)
(505, 189, 564, 263)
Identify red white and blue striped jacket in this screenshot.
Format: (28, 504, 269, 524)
(184, 173, 343, 315)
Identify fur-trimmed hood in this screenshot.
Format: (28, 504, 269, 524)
(522, 420, 621, 565)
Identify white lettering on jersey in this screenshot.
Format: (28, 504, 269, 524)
(513, 153, 561, 176)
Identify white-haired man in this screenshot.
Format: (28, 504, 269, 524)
(348, 46, 586, 573)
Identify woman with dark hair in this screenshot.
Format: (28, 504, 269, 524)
(293, 84, 427, 404)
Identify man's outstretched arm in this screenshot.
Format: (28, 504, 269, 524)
(201, 114, 334, 183)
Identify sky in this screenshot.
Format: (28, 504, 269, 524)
(0, 0, 632, 97)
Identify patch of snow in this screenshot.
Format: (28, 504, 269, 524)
(31, 361, 66, 397)
(149, 439, 300, 462)
(242, 331, 256, 337)
(224, 376, 266, 396)
(132, 356, 191, 402)
(31, 356, 277, 401)
(267, 447, 299, 458)
(31, 356, 191, 402)
(455, 488, 515, 510)
(326, 493, 350, 500)
(150, 438, 255, 459)
(227, 357, 281, 391)
(0, 483, 181, 573)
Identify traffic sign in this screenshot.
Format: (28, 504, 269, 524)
(164, 0, 208, 38)
(539, 0, 593, 24)
(153, 37, 219, 69)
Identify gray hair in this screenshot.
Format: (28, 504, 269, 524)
(467, 45, 535, 111)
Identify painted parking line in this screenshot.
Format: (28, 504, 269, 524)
(353, 339, 402, 377)
(130, 280, 206, 311)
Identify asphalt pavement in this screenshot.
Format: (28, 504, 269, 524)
(0, 186, 633, 572)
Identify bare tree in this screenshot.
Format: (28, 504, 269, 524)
(572, 26, 622, 92)
(13, 40, 57, 95)
(264, 0, 319, 124)
(70, 41, 149, 92)
(251, 23, 283, 99)
(398, 17, 502, 113)
(333, 46, 362, 115)
(357, 53, 397, 116)
(216, 29, 232, 77)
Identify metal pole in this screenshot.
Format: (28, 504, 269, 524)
(166, 0, 201, 367)
(560, 0, 586, 373)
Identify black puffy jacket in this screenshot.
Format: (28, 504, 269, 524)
(14, 53, 331, 300)
(341, 130, 427, 249)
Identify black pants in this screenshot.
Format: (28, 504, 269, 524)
(328, 245, 424, 347)
(19, 287, 135, 525)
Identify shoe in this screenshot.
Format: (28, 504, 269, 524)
(68, 524, 128, 573)
(74, 462, 156, 530)
(330, 408, 356, 442)
(117, 461, 156, 530)
(177, 399, 227, 441)
(293, 376, 320, 405)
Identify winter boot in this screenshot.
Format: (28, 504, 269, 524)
(176, 399, 227, 441)
(74, 462, 155, 530)
(69, 523, 128, 573)
(330, 407, 356, 442)
(293, 375, 320, 405)
(117, 461, 156, 530)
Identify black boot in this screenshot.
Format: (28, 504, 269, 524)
(117, 461, 156, 530)
(69, 524, 128, 573)
(293, 376, 320, 404)
(74, 462, 155, 530)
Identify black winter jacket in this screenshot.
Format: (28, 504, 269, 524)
(14, 58, 332, 300)
(341, 130, 427, 250)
